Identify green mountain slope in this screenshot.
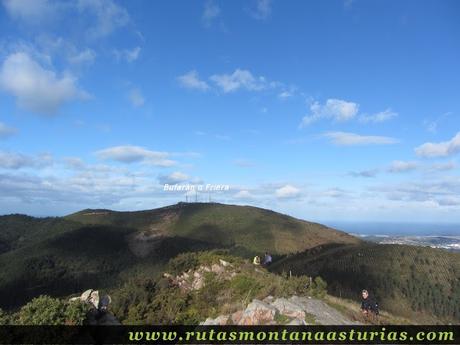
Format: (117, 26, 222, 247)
(66, 202, 359, 255)
(0, 202, 358, 309)
(270, 242, 460, 322)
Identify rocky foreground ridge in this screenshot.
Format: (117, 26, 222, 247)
(202, 296, 359, 325)
(161, 255, 359, 325)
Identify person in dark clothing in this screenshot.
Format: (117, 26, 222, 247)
(263, 252, 272, 266)
(361, 289, 379, 316)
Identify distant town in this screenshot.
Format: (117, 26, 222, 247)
(356, 234, 460, 252)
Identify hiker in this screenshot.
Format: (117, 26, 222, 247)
(263, 252, 272, 266)
(253, 255, 261, 265)
(361, 289, 379, 316)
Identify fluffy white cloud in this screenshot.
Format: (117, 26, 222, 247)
(210, 69, 272, 93)
(0, 52, 87, 114)
(324, 131, 399, 146)
(2, 0, 56, 22)
(360, 109, 398, 123)
(95, 145, 176, 167)
(77, 0, 130, 38)
(114, 47, 141, 63)
(415, 132, 460, 158)
(202, 0, 220, 26)
(301, 99, 359, 126)
(251, 0, 272, 20)
(388, 160, 418, 173)
(128, 88, 145, 107)
(177, 70, 209, 91)
(0, 122, 17, 139)
(0, 151, 53, 169)
(275, 184, 300, 199)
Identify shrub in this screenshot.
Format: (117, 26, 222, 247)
(64, 300, 91, 325)
(0, 308, 10, 325)
(19, 296, 67, 325)
(312, 276, 327, 297)
(18, 295, 90, 325)
(167, 252, 200, 275)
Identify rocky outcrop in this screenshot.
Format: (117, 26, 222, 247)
(70, 289, 119, 325)
(201, 295, 359, 326)
(239, 299, 278, 325)
(164, 259, 235, 292)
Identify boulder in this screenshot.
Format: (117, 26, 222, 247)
(191, 275, 204, 290)
(272, 297, 306, 319)
(239, 299, 277, 325)
(219, 259, 231, 267)
(202, 315, 229, 325)
(231, 310, 243, 324)
(88, 290, 100, 309)
(80, 289, 93, 302)
(211, 264, 225, 274)
(263, 295, 274, 303)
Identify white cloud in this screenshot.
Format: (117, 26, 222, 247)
(360, 109, 398, 123)
(251, 0, 272, 20)
(278, 90, 293, 99)
(301, 99, 359, 126)
(0, 122, 17, 139)
(374, 177, 460, 208)
(95, 145, 176, 167)
(415, 132, 460, 158)
(349, 169, 378, 178)
(77, 0, 130, 38)
(158, 171, 189, 185)
(234, 190, 254, 199)
(0, 151, 53, 169)
(68, 48, 96, 65)
(427, 161, 456, 172)
(63, 157, 86, 170)
(0, 52, 87, 114)
(324, 131, 399, 146)
(210, 69, 272, 93)
(2, 0, 56, 23)
(114, 47, 141, 63)
(388, 160, 418, 173)
(202, 0, 220, 26)
(128, 88, 145, 107)
(177, 70, 209, 91)
(34, 36, 96, 66)
(275, 184, 300, 199)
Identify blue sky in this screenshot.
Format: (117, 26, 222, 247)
(0, 0, 459, 223)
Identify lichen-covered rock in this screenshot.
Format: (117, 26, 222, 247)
(239, 299, 277, 325)
(272, 297, 306, 319)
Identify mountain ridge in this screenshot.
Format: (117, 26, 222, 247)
(0, 202, 358, 310)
